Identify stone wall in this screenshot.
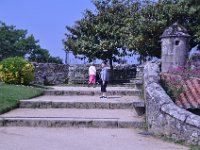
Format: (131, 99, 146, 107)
(32, 63, 69, 85)
(144, 61, 200, 145)
(32, 63, 136, 85)
(68, 64, 136, 84)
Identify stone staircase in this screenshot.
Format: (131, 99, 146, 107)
(0, 86, 145, 128)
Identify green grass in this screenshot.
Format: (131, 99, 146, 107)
(190, 145, 200, 150)
(0, 83, 44, 114)
(155, 134, 200, 150)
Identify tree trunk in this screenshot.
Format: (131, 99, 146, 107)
(109, 58, 113, 71)
(109, 57, 113, 84)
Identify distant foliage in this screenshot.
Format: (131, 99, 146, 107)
(28, 48, 63, 64)
(0, 21, 38, 61)
(0, 57, 35, 85)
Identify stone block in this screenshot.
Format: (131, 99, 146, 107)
(161, 103, 189, 122)
(53, 102, 74, 108)
(92, 120, 118, 128)
(19, 101, 39, 108)
(39, 101, 52, 108)
(70, 120, 88, 128)
(186, 114, 200, 128)
(95, 103, 109, 109)
(109, 103, 120, 109)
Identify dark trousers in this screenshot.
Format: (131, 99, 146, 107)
(101, 81, 108, 92)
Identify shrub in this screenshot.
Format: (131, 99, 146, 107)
(168, 61, 200, 79)
(0, 57, 35, 85)
(161, 60, 200, 103)
(160, 75, 183, 102)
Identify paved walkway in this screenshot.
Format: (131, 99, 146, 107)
(0, 127, 188, 150)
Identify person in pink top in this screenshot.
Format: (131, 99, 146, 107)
(88, 63, 96, 87)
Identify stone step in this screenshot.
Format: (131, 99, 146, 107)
(19, 95, 144, 110)
(0, 108, 145, 128)
(44, 86, 142, 96)
(44, 90, 142, 96)
(132, 101, 145, 116)
(123, 83, 143, 89)
(129, 78, 143, 84)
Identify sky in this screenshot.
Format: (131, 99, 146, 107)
(0, 0, 95, 63)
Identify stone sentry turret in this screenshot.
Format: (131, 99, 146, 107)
(160, 23, 191, 72)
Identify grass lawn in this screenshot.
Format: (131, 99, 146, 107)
(0, 83, 44, 114)
(190, 146, 200, 150)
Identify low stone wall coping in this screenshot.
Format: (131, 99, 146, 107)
(186, 114, 200, 128)
(146, 82, 173, 106)
(161, 103, 190, 122)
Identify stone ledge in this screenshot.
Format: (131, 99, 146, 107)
(132, 100, 145, 116)
(132, 101, 145, 108)
(186, 115, 200, 128)
(146, 82, 173, 106)
(19, 101, 134, 109)
(161, 103, 192, 122)
(44, 90, 142, 96)
(0, 118, 145, 129)
(143, 62, 160, 84)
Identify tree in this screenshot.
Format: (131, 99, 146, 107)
(28, 48, 50, 63)
(28, 48, 63, 64)
(0, 21, 63, 64)
(179, 0, 200, 46)
(64, 0, 135, 68)
(125, 0, 187, 60)
(48, 56, 63, 64)
(126, 0, 200, 60)
(0, 21, 38, 61)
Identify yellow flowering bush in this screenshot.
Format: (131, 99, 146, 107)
(0, 57, 35, 85)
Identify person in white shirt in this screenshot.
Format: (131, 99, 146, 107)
(88, 63, 96, 87)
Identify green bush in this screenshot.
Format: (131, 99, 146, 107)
(0, 57, 35, 85)
(160, 79, 183, 102)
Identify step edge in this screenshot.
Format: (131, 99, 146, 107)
(0, 117, 145, 128)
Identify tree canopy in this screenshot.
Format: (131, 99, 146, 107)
(64, 0, 200, 64)
(28, 48, 63, 64)
(0, 21, 63, 64)
(126, 0, 200, 60)
(0, 21, 38, 61)
(64, 0, 133, 67)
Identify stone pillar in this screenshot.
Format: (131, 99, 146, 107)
(160, 23, 191, 73)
